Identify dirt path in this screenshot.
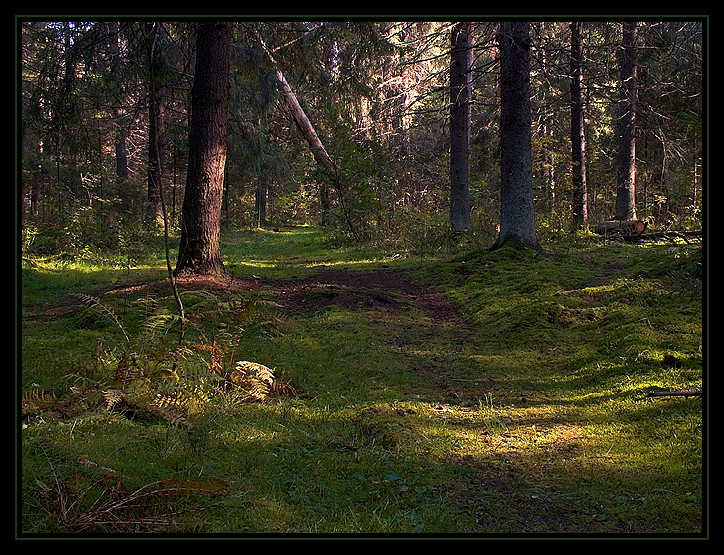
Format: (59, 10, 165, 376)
(104, 267, 463, 323)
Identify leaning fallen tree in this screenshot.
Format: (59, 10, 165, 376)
(255, 31, 359, 239)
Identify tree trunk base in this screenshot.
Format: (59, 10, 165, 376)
(490, 234, 545, 255)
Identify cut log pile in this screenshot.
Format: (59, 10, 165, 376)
(596, 219, 647, 235)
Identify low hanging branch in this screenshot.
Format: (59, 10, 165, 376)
(254, 30, 360, 241)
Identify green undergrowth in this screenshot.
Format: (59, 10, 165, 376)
(20, 227, 704, 535)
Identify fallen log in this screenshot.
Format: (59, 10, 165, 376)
(596, 219, 647, 235)
(616, 230, 702, 243)
(646, 390, 702, 398)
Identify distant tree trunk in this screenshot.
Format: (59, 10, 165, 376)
(172, 148, 177, 222)
(115, 126, 129, 181)
(30, 180, 40, 217)
(320, 183, 331, 225)
(30, 139, 42, 217)
(256, 173, 268, 227)
(147, 22, 166, 226)
(615, 21, 638, 220)
(692, 136, 699, 212)
(175, 22, 232, 276)
(492, 22, 541, 251)
(570, 21, 588, 231)
(108, 22, 130, 208)
(449, 21, 473, 232)
(546, 124, 556, 211)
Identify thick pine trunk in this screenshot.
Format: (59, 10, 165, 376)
(615, 22, 638, 220)
(570, 21, 588, 231)
(175, 22, 231, 276)
(493, 22, 541, 251)
(449, 22, 473, 233)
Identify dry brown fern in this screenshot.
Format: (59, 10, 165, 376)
(22, 389, 57, 417)
(269, 373, 300, 398)
(191, 340, 226, 377)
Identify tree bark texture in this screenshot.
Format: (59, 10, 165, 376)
(570, 21, 588, 230)
(615, 22, 638, 220)
(175, 22, 232, 276)
(493, 22, 541, 251)
(449, 22, 473, 232)
(147, 22, 166, 226)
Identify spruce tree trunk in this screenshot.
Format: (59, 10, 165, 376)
(175, 22, 232, 276)
(493, 22, 541, 251)
(449, 22, 473, 232)
(570, 21, 588, 231)
(615, 22, 638, 220)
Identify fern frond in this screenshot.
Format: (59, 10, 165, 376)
(230, 361, 275, 401)
(103, 389, 125, 410)
(139, 313, 180, 339)
(133, 296, 160, 317)
(146, 405, 192, 429)
(71, 293, 129, 343)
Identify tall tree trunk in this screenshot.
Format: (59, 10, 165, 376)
(147, 22, 166, 226)
(449, 21, 473, 232)
(615, 21, 638, 220)
(493, 22, 541, 251)
(570, 21, 588, 231)
(175, 22, 232, 276)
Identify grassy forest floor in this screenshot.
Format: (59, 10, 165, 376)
(20, 226, 704, 535)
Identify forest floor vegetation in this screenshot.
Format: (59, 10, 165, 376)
(20, 226, 704, 535)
